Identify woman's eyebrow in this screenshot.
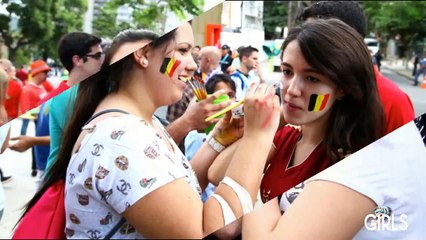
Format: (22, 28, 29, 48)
(177, 42, 192, 49)
(281, 62, 293, 69)
(282, 62, 321, 74)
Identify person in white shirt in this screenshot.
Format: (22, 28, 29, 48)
(230, 46, 265, 100)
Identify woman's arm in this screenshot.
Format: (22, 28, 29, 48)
(123, 83, 281, 238)
(242, 180, 375, 239)
(208, 138, 277, 186)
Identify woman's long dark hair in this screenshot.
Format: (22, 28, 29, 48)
(281, 19, 385, 162)
(17, 28, 177, 225)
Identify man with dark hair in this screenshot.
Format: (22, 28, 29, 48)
(10, 32, 104, 178)
(299, 1, 367, 38)
(42, 32, 103, 102)
(298, 1, 415, 134)
(230, 46, 265, 100)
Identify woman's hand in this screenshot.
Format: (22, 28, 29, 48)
(211, 109, 244, 147)
(243, 83, 280, 138)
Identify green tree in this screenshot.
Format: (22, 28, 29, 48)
(363, 1, 426, 58)
(263, 1, 288, 40)
(0, 0, 86, 63)
(93, 0, 203, 39)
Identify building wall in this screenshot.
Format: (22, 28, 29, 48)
(192, 4, 222, 47)
(192, 1, 264, 54)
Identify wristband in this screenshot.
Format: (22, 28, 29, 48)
(221, 176, 253, 214)
(208, 135, 225, 153)
(211, 194, 237, 225)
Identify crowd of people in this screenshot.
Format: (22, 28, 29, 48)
(0, 1, 424, 239)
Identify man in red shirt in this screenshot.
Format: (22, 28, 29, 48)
(0, 59, 23, 121)
(19, 60, 50, 176)
(19, 60, 50, 115)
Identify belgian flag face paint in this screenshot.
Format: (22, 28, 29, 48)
(308, 94, 330, 112)
(159, 57, 181, 78)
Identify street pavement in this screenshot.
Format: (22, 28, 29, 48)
(381, 60, 426, 117)
(0, 59, 424, 238)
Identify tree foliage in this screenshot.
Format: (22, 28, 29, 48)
(263, 1, 288, 40)
(363, 1, 426, 56)
(263, 1, 311, 40)
(93, 0, 203, 39)
(0, 0, 86, 63)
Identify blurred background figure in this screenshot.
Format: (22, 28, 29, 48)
(219, 44, 233, 73)
(0, 59, 22, 122)
(192, 45, 201, 66)
(19, 60, 50, 177)
(413, 52, 426, 86)
(198, 46, 223, 83)
(0, 68, 12, 185)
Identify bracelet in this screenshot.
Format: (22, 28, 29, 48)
(211, 194, 237, 225)
(208, 135, 225, 153)
(221, 176, 253, 214)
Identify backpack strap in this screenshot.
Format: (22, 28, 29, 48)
(231, 71, 247, 92)
(84, 109, 130, 126)
(103, 217, 126, 239)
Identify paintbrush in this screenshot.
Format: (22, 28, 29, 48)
(183, 76, 207, 100)
(205, 99, 244, 122)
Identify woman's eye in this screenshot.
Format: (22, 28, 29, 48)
(282, 69, 292, 76)
(178, 48, 189, 53)
(307, 76, 320, 82)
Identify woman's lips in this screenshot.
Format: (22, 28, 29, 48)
(285, 101, 303, 111)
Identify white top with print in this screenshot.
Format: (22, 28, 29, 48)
(64, 114, 201, 239)
(278, 121, 426, 239)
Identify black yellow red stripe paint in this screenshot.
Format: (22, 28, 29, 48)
(159, 57, 181, 77)
(308, 94, 330, 112)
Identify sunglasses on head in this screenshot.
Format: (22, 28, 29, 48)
(83, 52, 105, 60)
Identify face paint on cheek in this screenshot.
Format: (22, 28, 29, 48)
(308, 93, 330, 112)
(159, 57, 181, 78)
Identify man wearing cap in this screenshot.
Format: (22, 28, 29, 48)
(19, 60, 50, 115)
(16, 59, 50, 176)
(219, 44, 234, 73)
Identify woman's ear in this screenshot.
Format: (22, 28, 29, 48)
(134, 46, 149, 68)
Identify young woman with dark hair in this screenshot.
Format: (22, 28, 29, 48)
(210, 17, 385, 203)
(208, 17, 388, 240)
